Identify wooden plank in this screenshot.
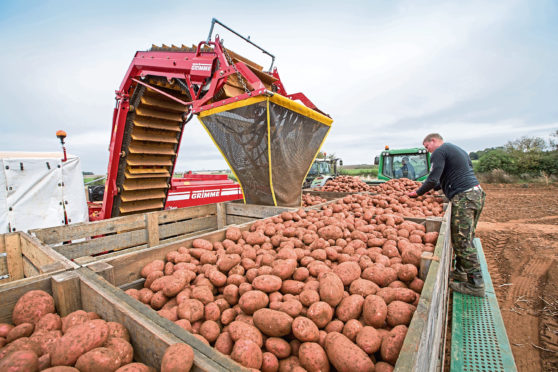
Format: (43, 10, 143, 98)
(24, 234, 77, 271)
(120, 200, 163, 214)
(56, 229, 147, 260)
(216, 203, 226, 230)
(146, 213, 159, 247)
(30, 213, 147, 244)
(158, 216, 216, 241)
(226, 215, 256, 226)
(5, 233, 23, 281)
(0, 234, 5, 253)
(77, 268, 244, 372)
(19, 232, 55, 270)
(52, 271, 82, 316)
(225, 203, 296, 219)
(22, 256, 40, 277)
(87, 262, 115, 285)
(0, 255, 7, 276)
(157, 204, 217, 224)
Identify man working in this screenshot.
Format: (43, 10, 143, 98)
(408, 133, 486, 297)
(400, 156, 416, 180)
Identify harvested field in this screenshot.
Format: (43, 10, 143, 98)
(477, 183, 558, 372)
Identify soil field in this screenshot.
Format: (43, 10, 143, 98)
(476, 183, 558, 371)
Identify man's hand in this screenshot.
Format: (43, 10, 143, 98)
(407, 191, 418, 198)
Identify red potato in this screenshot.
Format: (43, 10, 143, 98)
(36, 313, 62, 332)
(409, 277, 424, 293)
(6, 322, 34, 342)
(318, 272, 344, 307)
(0, 323, 14, 337)
(228, 321, 263, 347)
(107, 321, 130, 342)
(115, 363, 155, 372)
(30, 329, 62, 355)
(253, 309, 293, 337)
(0, 337, 42, 360)
(376, 361, 395, 372)
(262, 352, 279, 372)
(38, 353, 51, 370)
(62, 310, 89, 333)
(307, 302, 334, 329)
(199, 320, 220, 343)
(423, 231, 439, 244)
(161, 343, 194, 372)
(177, 299, 204, 322)
(333, 261, 361, 286)
(50, 319, 109, 366)
(251, 275, 282, 293)
(238, 290, 269, 315)
(386, 301, 416, 327)
(299, 342, 330, 372)
(335, 295, 365, 322)
(324, 332, 374, 372)
(362, 295, 387, 328)
(265, 337, 291, 359)
(231, 339, 263, 369)
(75, 347, 121, 372)
(292, 316, 319, 342)
(0, 350, 39, 372)
(277, 299, 303, 318)
(381, 325, 408, 364)
(12, 290, 55, 325)
(105, 337, 134, 365)
(214, 332, 233, 355)
(349, 279, 379, 297)
(140, 260, 165, 278)
(356, 326, 382, 354)
(377, 287, 418, 304)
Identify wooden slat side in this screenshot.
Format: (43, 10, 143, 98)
(0, 256, 7, 276)
(77, 268, 240, 371)
(216, 203, 226, 230)
(30, 213, 147, 244)
(146, 213, 159, 247)
(158, 217, 216, 240)
(5, 233, 23, 281)
(225, 203, 296, 219)
(157, 204, 217, 224)
(51, 271, 82, 316)
(226, 215, 256, 226)
(22, 256, 40, 278)
(55, 229, 148, 260)
(19, 232, 56, 270)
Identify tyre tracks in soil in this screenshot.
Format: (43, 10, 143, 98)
(476, 184, 558, 371)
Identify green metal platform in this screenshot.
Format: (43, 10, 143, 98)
(451, 238, 517, 371)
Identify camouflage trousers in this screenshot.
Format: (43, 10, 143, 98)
(450, 188, 486, 274)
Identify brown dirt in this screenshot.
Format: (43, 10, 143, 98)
(476, 183, 558, 372)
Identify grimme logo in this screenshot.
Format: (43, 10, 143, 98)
(192, 190, 220, 199)
(192, 63, 212, 72)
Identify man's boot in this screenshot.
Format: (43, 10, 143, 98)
(449, 265, 467, 282)
(450, 272, 485, 297)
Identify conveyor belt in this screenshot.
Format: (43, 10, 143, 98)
(112, 79, 190, 217)
(451, 238, 517, 371)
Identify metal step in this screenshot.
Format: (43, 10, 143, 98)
(128, 142, 176, 156)
(126, 154, 173, 167)
(131, 127, 179, 144)
(135, 106, 183, 122)
(119, 199, 163, 214)
(451, 238, 517, 371)
(120, 189, 166, 202)
(133, 116, 181, 132)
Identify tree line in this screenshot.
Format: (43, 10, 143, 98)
(469, 130, 558, 177)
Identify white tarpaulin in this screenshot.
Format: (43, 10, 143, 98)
(0, 152, 88, 233)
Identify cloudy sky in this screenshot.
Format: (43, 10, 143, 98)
(1, 0, 557, 173)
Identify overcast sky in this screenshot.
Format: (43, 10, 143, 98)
(1, 0, 557, 173)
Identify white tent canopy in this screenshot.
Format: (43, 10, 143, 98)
(0, 152, 88, 233)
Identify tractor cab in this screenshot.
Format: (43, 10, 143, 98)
(304, 158, 342, 189)
(375, 147, 430, 182)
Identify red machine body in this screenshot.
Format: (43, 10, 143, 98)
(101, 20, 323, 220)
(165, 173, 242, 209)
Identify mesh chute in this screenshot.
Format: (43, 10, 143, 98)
(199, 95, 332, 207)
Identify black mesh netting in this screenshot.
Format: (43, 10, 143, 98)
(200, 99, 329, 207)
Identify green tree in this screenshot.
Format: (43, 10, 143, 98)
(477, 149, 515, 174)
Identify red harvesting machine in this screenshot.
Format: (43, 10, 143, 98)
(101, 19, 333, 220)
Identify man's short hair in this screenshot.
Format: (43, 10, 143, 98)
(423, 133, 443, 143)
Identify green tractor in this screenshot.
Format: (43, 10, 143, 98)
(373, 147, 431, 183)
(303, 158, 343, 189)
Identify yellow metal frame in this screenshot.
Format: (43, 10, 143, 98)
(299, 125, 333, 193)
(269, 94, 333, 126)
(199, 96, 267, 118)
(266, 99, 278, 206)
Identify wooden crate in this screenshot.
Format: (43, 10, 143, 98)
(88, 210, 447, 370)
(0, 231, 76, 285)
(0, 267, 242, 371)
(29, 203, 294, 266)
